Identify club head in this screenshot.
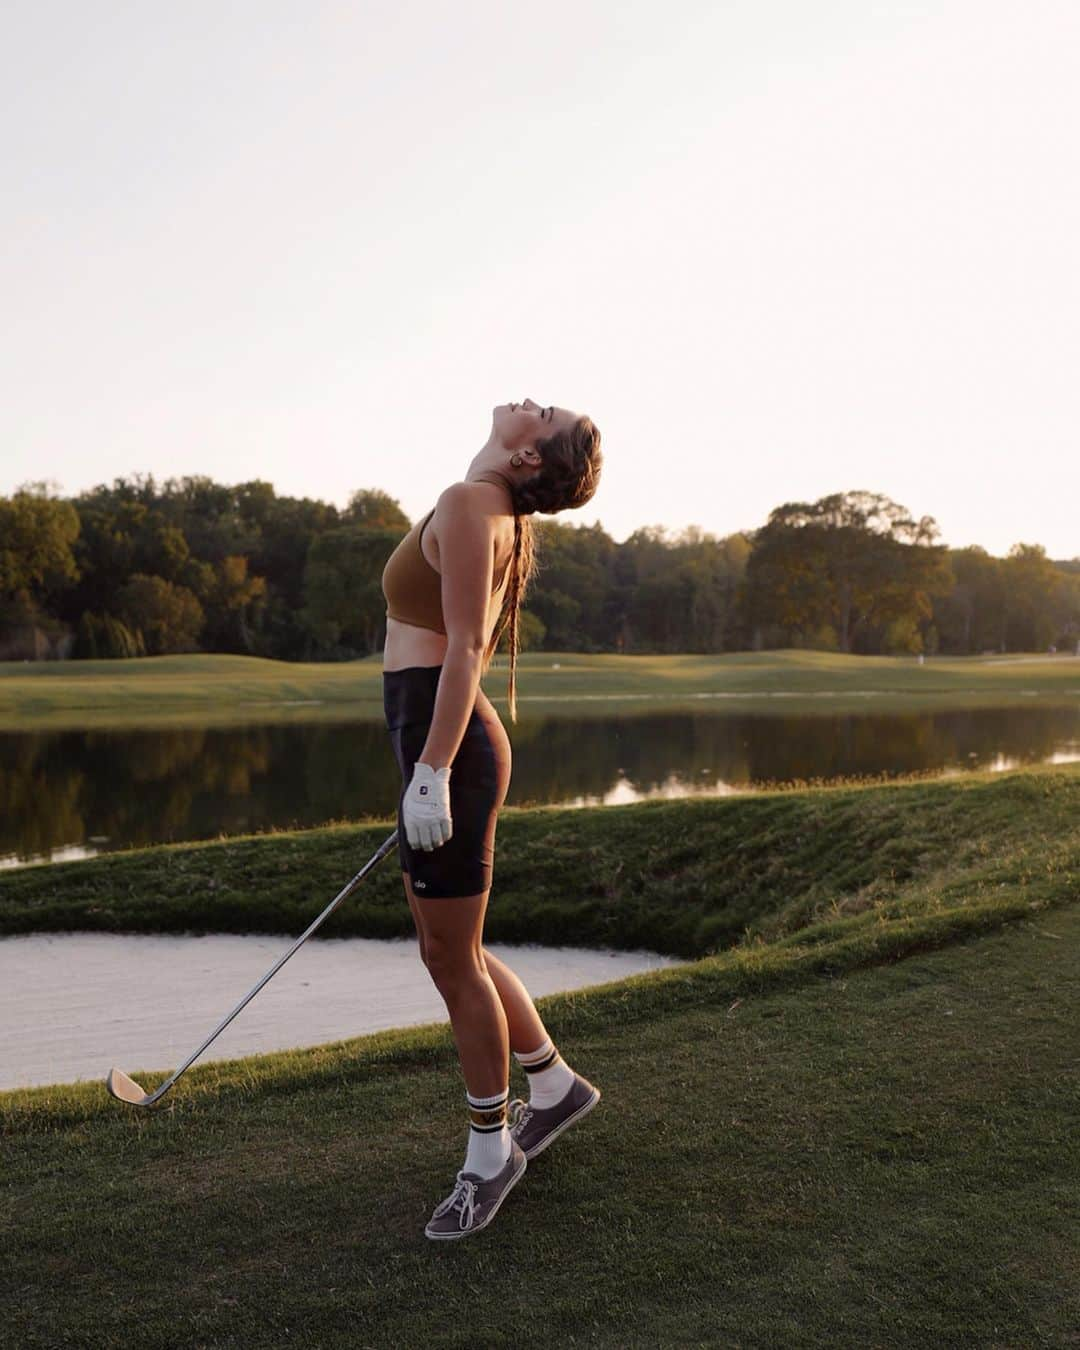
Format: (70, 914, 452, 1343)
(106, 1067, 152, 1107)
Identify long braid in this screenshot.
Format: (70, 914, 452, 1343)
(480, 411, 601, 722)
(483, 511, 535, 723)
(506, 513, 525, 722)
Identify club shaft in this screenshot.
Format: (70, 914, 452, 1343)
(148, 829, 399, 1102)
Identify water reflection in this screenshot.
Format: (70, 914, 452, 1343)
(1, 704, 1077, 866)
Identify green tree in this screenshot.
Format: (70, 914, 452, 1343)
(1002, 544, 1073, 652)
(496, 608, 546, 653)
(742, 491, 952, 654)
(341, 489, 411, 531)
(248, 492, 341, 658)
(200, 556, 268, 653)
(1054, 562, 1080, 652)
(614, 524, 750, 653)
(0, 486, 81, 657)
(65, 482, 192, 623)
(116, 574, 205, 654)
(157, 476, 259, 563)
(75, 611, 146, 659)
(304, 527, 405, 656)
(528, 520, 616, 650)
(932, 546, 1006, 654)
(0, 487, 80, 599)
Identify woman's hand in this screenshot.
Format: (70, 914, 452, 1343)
(403, 762, 453, 851)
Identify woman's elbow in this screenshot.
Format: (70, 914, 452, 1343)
(445, 632, 487, 659)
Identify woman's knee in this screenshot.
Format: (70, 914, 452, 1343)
(410, 886, 488, 987)
(423, 929, 487, 991)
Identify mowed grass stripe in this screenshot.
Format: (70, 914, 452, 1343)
(1, 649, 1078, 729)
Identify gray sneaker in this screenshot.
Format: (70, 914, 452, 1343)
(424, 1139, 528, 1241)
(508, 1073, 601, 1160)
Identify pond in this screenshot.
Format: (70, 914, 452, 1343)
(2, 703, 1078, 867)
(0, 932, 685, 1091)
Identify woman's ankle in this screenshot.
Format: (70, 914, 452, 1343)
(513, 1037, 576, 1108)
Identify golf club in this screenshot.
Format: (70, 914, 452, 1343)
(106, 828, 400, 1108)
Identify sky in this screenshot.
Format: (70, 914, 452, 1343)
(2, 0, 1077, 559)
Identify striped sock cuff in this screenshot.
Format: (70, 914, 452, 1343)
(466, 1087, 509, 1133)
(514, 1038, 560, 1075)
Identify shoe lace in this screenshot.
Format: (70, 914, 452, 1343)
(508, 1097, 533, 1131)
(433, 1171, 478, 1230)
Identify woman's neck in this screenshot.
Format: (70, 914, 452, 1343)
(468, 468, 517, 499)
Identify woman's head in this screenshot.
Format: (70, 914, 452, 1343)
(491, 398, 602, 515)
(482, 397, 602, 724)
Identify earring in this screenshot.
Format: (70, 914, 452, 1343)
(511, 454, 523, 468)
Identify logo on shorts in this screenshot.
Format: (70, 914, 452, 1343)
(414, 880, 427, 889)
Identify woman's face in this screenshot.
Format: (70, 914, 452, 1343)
(492, 398, 578, 449)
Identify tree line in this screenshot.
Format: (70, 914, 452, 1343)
(1, 477, 1076, 661)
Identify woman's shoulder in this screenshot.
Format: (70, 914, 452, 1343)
(433, 480, 514, 525)
(429, 482, 515, 556)
(438, 478, 508, 505)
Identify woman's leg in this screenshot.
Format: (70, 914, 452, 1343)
(461, 692, 551, 1050)
(404, 873, 550, 1057)
(478, 948, 550, 1053)
(413, 886, 508, 1099)
(403, 874, 428, 966)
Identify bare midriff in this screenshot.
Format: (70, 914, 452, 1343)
(381, 618, 452, 672)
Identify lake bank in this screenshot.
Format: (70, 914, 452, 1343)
(2, 648, 1077, 730)
(2, 762, 1077, 961)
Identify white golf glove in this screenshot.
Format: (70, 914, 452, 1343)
(403, 761, 453, 852)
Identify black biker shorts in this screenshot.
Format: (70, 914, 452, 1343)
(383, 664, 506, 898)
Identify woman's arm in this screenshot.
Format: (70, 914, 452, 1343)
(418, 482, 496, 770)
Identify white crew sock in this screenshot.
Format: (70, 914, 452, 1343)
(513, 1037, 576, 1109)
(464, 1087, 512, 1179)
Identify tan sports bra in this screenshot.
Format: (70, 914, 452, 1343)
(381, 505, 512, 635)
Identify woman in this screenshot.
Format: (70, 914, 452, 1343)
(380, 397, 603, 1241)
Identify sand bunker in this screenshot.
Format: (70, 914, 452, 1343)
(1, 932, 684, 1091)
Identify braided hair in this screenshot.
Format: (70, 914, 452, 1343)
(482, 414, 603, 721)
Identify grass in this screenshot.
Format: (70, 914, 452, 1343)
(2, 869, 1078, 1345)
(2, 762, 1077, 963)
(2, 764, 1078, 1344)
(0, 648, 1077, 729)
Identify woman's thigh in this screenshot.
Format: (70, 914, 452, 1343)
(410, 883, 490, 977)
(403, 873, 428, 964)
(390, 708, 507, 900)
(402, 869, 494, 966)
(387, 671, 512, 946)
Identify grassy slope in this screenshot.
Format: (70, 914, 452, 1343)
(1, 649, 1078, 728)
(2, 765, 1078, 1344)
(2, 763, 1077, 962)
(2, 892, 1077, 1347)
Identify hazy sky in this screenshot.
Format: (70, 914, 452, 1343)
(2, 1, 1077, 557)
